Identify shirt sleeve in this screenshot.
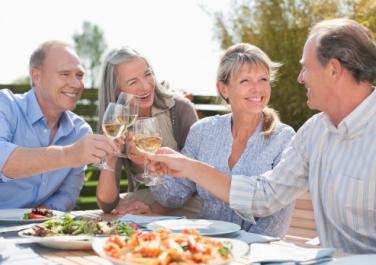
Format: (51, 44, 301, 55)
(42, 167, 85, 212)
(43, 119, 92, 212)
(244, 125, 296, 237)
(150, 119, 201, 208)
(229, 123, 310, 221)
(0, 93, 20, 180)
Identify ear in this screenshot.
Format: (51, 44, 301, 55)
(31, 67, 41, 86)
(327, 58, 343, 80)
(216, 81, 229, 99)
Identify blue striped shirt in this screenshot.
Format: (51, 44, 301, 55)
(151, 114, 296, 237)
(230, 88, 376, 253)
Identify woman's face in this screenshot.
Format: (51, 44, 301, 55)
(117, 58, 155, 111)
(219, 62, 271, 116)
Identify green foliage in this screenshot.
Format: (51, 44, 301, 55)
(210, 0, 375, 130)
(12, 76, 31, 85)
(73, 21, 107, 88)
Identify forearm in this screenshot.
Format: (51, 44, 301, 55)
(2, 146, 70, 178)
(187, 160, 231, 204)
(96, 167, 120, 212)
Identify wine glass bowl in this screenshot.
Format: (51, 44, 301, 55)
(134, 117, 163, 186)
(115, 92, 139, 158)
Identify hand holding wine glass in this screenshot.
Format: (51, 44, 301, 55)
(134, 117, 163, 186)
(100, 102, 128, 171)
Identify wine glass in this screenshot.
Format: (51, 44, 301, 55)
(133, 117, 163, 186)
(100, 102, 127, 171)
(115, 92, 139, 158)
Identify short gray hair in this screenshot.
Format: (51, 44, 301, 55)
(29, 40, 72, 75)
(309, 18, 376, 83)
(29, 40, 73, 86)
(97, 46, 171, 132)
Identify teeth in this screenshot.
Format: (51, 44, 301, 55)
(62, 92, 78, 98)
(136, 92, 150, 99)
(248, 97, 262, 102)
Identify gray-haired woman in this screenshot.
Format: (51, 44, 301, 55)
(96, 46, 200, 216)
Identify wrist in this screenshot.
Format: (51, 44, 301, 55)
(187, 159, 206, 180)
(61, 145, 73, 167)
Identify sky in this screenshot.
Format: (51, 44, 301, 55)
(0, 0, 231, 95)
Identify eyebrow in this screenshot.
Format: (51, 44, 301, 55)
(126, 78, 137, 85)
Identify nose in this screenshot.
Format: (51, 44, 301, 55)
(297, 69, 304, 84)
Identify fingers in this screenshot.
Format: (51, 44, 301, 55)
(113, 200, 151, 215)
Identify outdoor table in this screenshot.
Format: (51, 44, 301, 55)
(1, 209, 345, 265)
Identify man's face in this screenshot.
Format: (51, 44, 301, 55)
(297, 37, 333, 112)
(32, 46, 85, 117)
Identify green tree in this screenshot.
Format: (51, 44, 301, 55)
(12, 76, 31, 85)
(73, 21, 107, 88)
(209, 0, 375, 129)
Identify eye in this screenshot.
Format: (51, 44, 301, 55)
(60, 72, 70, 77)
(260, 78, 269, 82)
(240, 79, 248, 84)
(76, 72, 84, 80)
(145, 71, 153, 77)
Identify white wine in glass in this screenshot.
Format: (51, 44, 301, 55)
(115, 92, 139, 158)
(134, 117, 163, 186)
(100, 103, 128, 171)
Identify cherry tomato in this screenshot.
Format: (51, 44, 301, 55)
(30, 214, 46, 219)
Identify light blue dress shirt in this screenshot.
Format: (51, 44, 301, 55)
(151, 114, 296, 237)
(230, 88, 376, 253)
(0, 88, 92, 212)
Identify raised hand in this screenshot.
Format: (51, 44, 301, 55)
(147, 147, 195, 177)
(64, 134, 119, 167)
(125, 132, 146, 165)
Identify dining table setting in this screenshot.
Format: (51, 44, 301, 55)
(0, 208, 370, 265)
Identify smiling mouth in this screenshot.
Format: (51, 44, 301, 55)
(135, 91, 151, 100)
(62, 91, 80, 98)
(246, 96, 263, 102)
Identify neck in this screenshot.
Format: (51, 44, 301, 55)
(34, 90, 62, 129)
(231, 111, 262, 141)
(138, 107, 152, 118)
(327, 82, 373, 126)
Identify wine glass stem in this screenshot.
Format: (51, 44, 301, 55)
(143, 157, 148, 177)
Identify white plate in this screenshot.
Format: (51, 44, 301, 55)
(18, 229, 92, 250)
(0, 209, 65, 225)
(329, 254, 376, 265)
(147, 219, 241, 236)
(92, 236, 249, 265)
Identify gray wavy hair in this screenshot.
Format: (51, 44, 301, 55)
(97, 46, 172, 132)
(309, 18, 376, 84)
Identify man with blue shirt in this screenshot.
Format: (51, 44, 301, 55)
(0, 41, 117, 212)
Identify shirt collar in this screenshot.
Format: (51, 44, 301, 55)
(324, 87, 376, 138)
(152, 95, 175, 115)
(25, 87, 75, 137)
(56, 111, 76, 139)
(25, 88, 44, 125)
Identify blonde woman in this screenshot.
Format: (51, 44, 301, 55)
(148, 43, 295, 237)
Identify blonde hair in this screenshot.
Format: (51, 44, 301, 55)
(217, 43, 281, 137)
